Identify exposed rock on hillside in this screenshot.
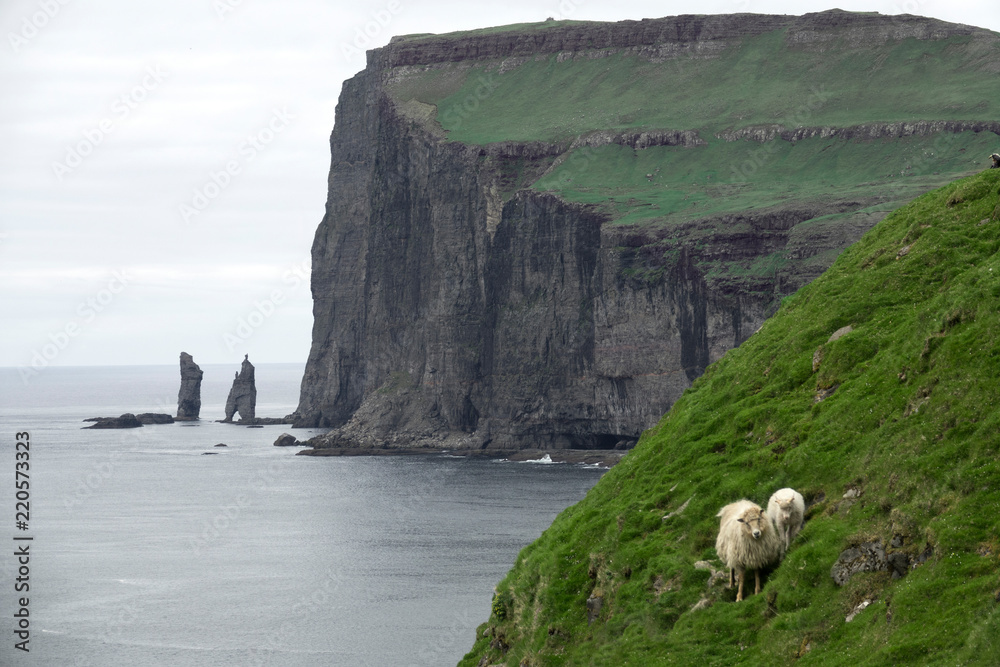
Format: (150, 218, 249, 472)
(378, 10, 980, 68)
(831, 541, 888, 586)
(718, 120, 1000, 143)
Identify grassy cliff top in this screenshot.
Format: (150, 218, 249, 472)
(381, 12, 1000, 232)
(387, 14, 999, 144)
(461, 168, 1000, 665)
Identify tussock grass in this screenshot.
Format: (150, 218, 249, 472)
(461, 169, 1000, 666)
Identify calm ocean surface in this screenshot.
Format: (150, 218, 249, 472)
(0, 364, 606, 666)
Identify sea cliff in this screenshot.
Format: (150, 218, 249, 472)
(293, 10, 1000, 453)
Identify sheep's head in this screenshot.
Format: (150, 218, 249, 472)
(737, 507, 769, 539)
(773, 497, 794, 515)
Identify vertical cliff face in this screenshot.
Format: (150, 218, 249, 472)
(294, 11, 1000, 450)
(297, 81, 499, 439)
(294, 91, 773, 448)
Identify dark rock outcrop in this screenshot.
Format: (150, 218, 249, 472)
(83, 413, 143, 429)
(223, 355, 256, 422)
(84, 413, 173, 428)
(273, 433, 301, 447)
(718, 120, 1000, 144)
(831, 541, 888, 586)
(136, 413, 174, 424)
(240, 417, 294, 426)
(378, 10, 980, 69)
(586, 594, 603, 625)
(176, 352, 203, 420)
(887, 552, 911, 579)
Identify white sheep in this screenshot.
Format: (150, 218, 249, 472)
(715, 499, 783, 601)
(767, 488, 805, 553)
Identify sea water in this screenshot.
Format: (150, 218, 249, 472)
(0, 365, 605, 666)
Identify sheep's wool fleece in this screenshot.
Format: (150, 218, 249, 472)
(716, 500, 782, 571)
(767, 488, 805, 535)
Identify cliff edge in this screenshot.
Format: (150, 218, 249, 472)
(293, 10, 1000, 452)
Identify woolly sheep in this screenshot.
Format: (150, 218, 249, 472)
(715, 499, 783, 601)
(767, 488, 805, 553)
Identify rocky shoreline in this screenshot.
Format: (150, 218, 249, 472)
(295, 445, 625, 467)
(80, 416, 623, 465)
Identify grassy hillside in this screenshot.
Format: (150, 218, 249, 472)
(532, 132, 997, 227)
(426, 30, 998, 144)
(460, 168, 1000, 665)
(388, 15, 1000, 231)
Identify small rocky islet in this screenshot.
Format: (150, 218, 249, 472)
(83, 353, 290, 429)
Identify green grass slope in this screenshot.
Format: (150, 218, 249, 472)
(532, 132, 998, 228)
(389, 13, 1000, 232)
(429, 29, 998, 144)
(461, 168, 1000, 666)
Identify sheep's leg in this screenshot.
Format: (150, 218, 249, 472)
(754, 570, 761, 596)
(729, 568, 735, 588)
(736, 571, 745, 602)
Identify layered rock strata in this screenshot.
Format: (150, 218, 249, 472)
(293, 11, 1000, 452)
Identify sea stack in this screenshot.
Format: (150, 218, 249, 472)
(176, 352, 204, 420)
(223, 354, 257, 422)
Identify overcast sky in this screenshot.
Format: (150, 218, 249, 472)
(2, 0, 998, 376)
